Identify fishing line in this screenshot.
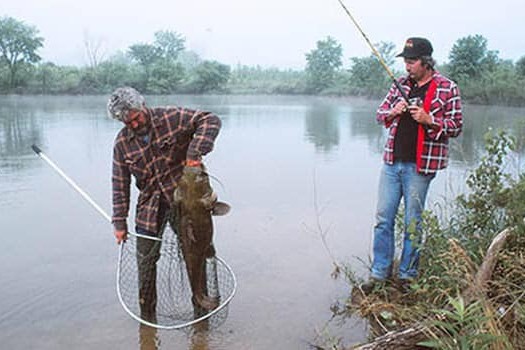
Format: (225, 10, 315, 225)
(335, 0, 410, 102)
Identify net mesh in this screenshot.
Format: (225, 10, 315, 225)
(117, 226, 235, 329)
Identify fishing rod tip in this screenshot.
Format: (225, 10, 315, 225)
(31, 144, 42, 154)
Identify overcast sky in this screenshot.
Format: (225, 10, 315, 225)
(2, 0, 524, 69)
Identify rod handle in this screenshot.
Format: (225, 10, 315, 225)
(393, 80, 410, 103)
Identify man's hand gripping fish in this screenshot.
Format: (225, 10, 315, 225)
(173, 165, 230, 311)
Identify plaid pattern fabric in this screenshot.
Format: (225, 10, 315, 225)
(376, 71, 463, 174)
(112, 107, 221, 233)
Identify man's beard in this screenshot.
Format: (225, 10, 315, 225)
(133, 122, 150, 136)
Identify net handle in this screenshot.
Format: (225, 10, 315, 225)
(31, 144, 159, 242)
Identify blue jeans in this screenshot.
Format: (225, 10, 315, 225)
(371, 162, 435, 280)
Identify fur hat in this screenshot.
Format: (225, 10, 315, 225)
(107, 87, 145, 121)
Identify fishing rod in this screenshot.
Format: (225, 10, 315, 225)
(31, 144, 157, 241)
(336, 0, 410, 103)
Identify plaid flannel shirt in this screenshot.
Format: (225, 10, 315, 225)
(376, 71, 463, 174)
(111, 107, 221, 234)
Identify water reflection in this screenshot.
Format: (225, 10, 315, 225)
(0, 105, 43, 163)
(342, 101, 525, 165)
(304, 103, 340, 153)
(188, 320, 211, 350)
(189, 331, 210, 350)
(138, 321, 213, 350)
(347, 108, 385, 155)
(139, 325, 160, 350)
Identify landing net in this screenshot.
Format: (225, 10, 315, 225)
(116, 227, 236, 329)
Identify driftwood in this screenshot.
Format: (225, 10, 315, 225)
(350, 325, 427, 350)
(464, 227, 512, 302)
(349, 227, 513, 350)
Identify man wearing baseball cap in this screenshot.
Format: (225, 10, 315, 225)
(362, 37, 463, 294)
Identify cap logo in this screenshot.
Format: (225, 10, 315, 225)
(405, 39, 414, 48)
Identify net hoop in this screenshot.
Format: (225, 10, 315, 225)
(116, 232, 237, 330)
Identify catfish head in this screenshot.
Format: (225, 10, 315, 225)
(174, 166, 230, 216)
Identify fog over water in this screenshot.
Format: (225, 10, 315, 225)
(2, 0, 524, 68)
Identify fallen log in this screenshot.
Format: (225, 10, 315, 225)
(466, 227, 512, 301)
(350, 325, 427, 349)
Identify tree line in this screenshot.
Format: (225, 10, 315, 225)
(1, 16, 525, 106)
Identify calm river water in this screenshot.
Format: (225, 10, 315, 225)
(0, 95, 524, 349)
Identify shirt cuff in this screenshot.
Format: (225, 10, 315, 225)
(185, 152, 202, 162)
(185, 159, 202, 167)
(113, 220, 127, 232)
(427, 116, 444, 139)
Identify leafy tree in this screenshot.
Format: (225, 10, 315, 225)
(128, 43, 162, 91)
(478, 60, 522, 105)
(516, 56, 525, 77)
(348, 41, 395, 97)
(154, 30, 185, 60)
(128, 43, 162, 67)
(227, 64, 306, 94)
(129, 30, 186, 67)
(305, 36, 343, 93)
(31, 65, 82, 94)
(95, 59, 140, 91)
(176, 50, 202, 71)
(447, 34, 499, 81)
(128, 30, 187, 93)
(147, 60, 185, 94)
(189, 60, 230, 93)
(34, 62, 59, 94)
(0, 16, 44, 89)
(0, 63, 8, 91)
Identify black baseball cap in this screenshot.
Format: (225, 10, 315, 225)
(396, 37, 433, 58)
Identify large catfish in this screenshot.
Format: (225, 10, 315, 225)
(173, 166, 230, 311)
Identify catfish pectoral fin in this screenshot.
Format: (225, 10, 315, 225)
(200, 192, 218, 209)
(212, 201, 231, 216)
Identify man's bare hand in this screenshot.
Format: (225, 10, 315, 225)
(114, 229, 127, 244)
(408, 105, 432, 125)
(389, 101, 408, 120)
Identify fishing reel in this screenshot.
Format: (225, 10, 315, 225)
(409, 97, 422, 107)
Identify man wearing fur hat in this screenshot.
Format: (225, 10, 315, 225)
(107, 87, 221, 320)
(362, 38, 463, 294)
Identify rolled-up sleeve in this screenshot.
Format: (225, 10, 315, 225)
(186, 110, 222, 161)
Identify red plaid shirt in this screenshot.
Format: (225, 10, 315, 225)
(112, 107, 221, 233)
(376, 71, 463, 174)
